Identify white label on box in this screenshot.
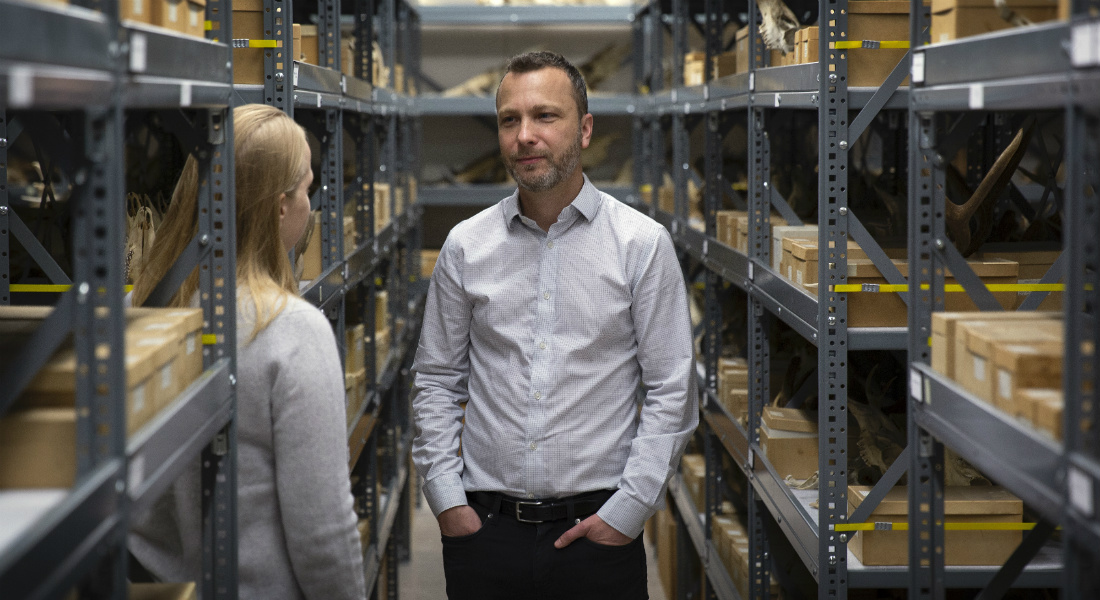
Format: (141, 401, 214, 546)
(133, 383, 146, 413)
(911, 52, 925, 84)
(134, 0, 143, 15)
(1072, 23, 1092, 67)
(9, 66, 33, 108)
(968, 84, 984, 110)
(1069, 466, 1094, 517)
(168, 3, 178, 22)
(909, 369, 923, 402)
(973, 355, 986, 382)
(186, 334, 196, 355)
(161, 363, 173, 390)
(997, 369, 1012, 400)
(180, 81, 192, 107)
(293, 63, 299, 86)
(129, 454, 146, 496)
(144, 322, 172, 331)
(190, 9, 199, 26)
(796, 269, 803, 285)
(130, 32, 148, 73)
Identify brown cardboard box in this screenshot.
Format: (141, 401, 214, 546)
(374, 327, 391, 373)
(345, 323, 365, 373)
(130, 582, 198, 600)
(121, 0, 153, 24)
(848, 485, 1023, 566)
(714, 51, 737, 78)
(931, 0, 1057, 43)
(1019, 388, 1064, 439)
(184, 0, 206, 39)
(759, 406, 818, 480)
(681, 454, 706, 513)
(375, 183, 392, 233)
(342, 38, 357, 78)
(994, 340, 1062, 415)
(802, 26, 819, 64)
(716, 210, 744, 248)
(804, 258, 1019, 328)
(657, 185, 675, 215)
(772, 224, 819, 272)
(345, 368, 367, 428)
(300, 24, 318, 64)
(376, 290, 390, 332)
(394, 63, 405, 93)
(422, 249, 440, 278)
(0, 409, 78, 488)
(684, 52, 706, 86)
(718, 357, 748, 419)
(130, 308, 205, 410)
(782, 237, 876, 286)
(734, 214, 788, 256)
(151, 0, 186, 32)
(233, 0, 271, 84)
(300, 213, 356, 280)
(955, 319, 1063, 404)
(846, 1, 910, 87)
(930, 311, 1059, 378)
(357, 518, 372, 550)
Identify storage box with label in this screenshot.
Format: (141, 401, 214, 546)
(801, 26, 819, 64)
(130, 308, 205, 409)
(299, 24, 318, 64)
(846, 1, 911, 87)
(716, 210, 745, 249)
(718, 357, 748, 419)
(955, 319, 1063, 404)
(759, 406, 818, 480)
(781, 237, 882, 286)
(232, 0, 299, 84)
(771, 224, 819, 272)
(184, 0, 206, 38)
(151, 0, 186, 32)
(931, 0, 1057, 43)
(735, 27, 784, 72)
(848, 485, 1023, 566)
(930, 311, 1059, 378)
(1018, 388, 1064, 440)
(121, 0, 153, 25)
(993, 340, 1062, 415)
(683, 52, 706, 86)
(375, 182, 392, 233)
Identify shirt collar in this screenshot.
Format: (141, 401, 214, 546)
(502, 174, 603, 230)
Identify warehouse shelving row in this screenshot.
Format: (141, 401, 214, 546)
(631, 0, 1100, 597)
(0, 0, 238, 598)
(238, 0, 424, 595)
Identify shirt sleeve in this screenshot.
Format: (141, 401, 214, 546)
(598, 226, 698, 539)
(411, 234, 473, 517)
(271, 307, 367, 600)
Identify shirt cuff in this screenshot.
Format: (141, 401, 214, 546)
(596, 490, 652, 540)
(422, 473, 467, 517)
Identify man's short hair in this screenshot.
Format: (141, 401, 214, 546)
(498, 51, 589, 119)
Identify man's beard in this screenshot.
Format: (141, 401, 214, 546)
(505, 130, 583, 193)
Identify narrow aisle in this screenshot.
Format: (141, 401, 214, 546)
(398, 488, 668, 599)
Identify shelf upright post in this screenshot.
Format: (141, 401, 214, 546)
(816, 0, 853, 594)
(378, 0, 396, 91)
(631, 4, 648, 209)
(744, 0, 775, 596)
(318, 0, 340, 72)
(1, 108, 8, 306)
(647, 0, 663, 217)
(670, 0, 688, 227)
(1063, 40, 1100, 595)
(262, 0, 293, 115)
(906, 0, 945, 595)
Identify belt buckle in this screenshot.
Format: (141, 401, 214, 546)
(515, 500, 545, 523)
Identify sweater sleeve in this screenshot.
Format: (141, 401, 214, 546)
(270, 305, 367, 600)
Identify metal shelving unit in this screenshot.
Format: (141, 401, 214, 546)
(0, 0, 238, 597)
(236, 0, 423, 596)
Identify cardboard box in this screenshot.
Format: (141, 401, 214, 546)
(375, 290, 389, 332)
(955, 319, 1063, 403)
(931, 0, 1057, 43)
(299, 24, 319, 64)
(151, 0, 186, 32)
(121, 0, 153, 25)
(345, 323, 365, 373)
(232, 1, 299, 83)
(345, 368, 367, 428)
(0, 409, 77, 488)
(802, 26, 819, 64)
(681, 453, 707, 513)
(1019, 388, 1064, 440)
(300, 213, 356, 280)
(759, 406, 818, 480)
(357, 518, 372, 551)
(421, 249, 440, 278)
(130, 308, 205, 410)
(375, 183, 392, 233)
(994, 340, 1062, 415)
(772, 224, 819, 272)
(719, 358, 749, 420)
(848, 485, 1023, 566)
(846, 1, 911, 87)
(782, 237, 883, 286)
(374, 327, 391, 373)
(716, 210, 745, 249)
(184, 0, 206, 39)
(734, 214, 788, 256)
(714, 51, 737, 78)
(930, 311, 1059, 378)
(804, 258, 1019, 328)
(130, 582, 198, 600)
(684, 52, 706, 86)
(977, 249, 1063, 310)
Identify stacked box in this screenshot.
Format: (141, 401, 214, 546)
(375, 183, 392, 233)
(374, 327, 391, 374)
(184, 0, 206, 38)
(803, 258, 1019, 327)
(930, 311, 1059, 378)
(759, 406, 818, 480)
(993, 340, 1062, 415)
(129, 307, 205, 411)
(954, 319, 1063, 406)
(683, 52, 706, 86)
(421, 249, 440, 278)
(718, 358, 749, 421)
(1017, 388, 1064, 440)
(931, 0, 1057, 43)
(130, 582, 198, 600)
(734, 214, 787, 255)
(848, 485, 1023, 566)
(680, 453, 707, 513)
(715, 210, 745, 249)
(656, 503, 678, 600)
(976, 248, 1063, 310)
(345, 368, 367, 428)
(771, 224, 819, 272)
(345, 323, 365, 373)
(121, 0, 153, 24)
(735, 27, 783, 72)
(151, 0, 186, 32)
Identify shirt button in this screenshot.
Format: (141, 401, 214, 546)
(543, 291, 550, 300)
(534, 391, 542, 400)
(539, 342, 547, 350)
(528, 493, 535, 499)
(547, 241, 554, 249)
(529, 442, 537, 450)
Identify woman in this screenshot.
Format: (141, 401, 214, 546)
(130, 104, 366, 600)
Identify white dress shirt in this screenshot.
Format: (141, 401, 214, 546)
(411, 176, 698, 538)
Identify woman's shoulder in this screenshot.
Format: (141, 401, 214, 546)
(268, 295, 331, 333)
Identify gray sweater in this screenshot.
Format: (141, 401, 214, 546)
(130, 294, 367, 600)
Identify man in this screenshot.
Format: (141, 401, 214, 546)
(412, 51, 697, 599)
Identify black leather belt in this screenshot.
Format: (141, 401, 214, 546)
(468, 490, 615, 524)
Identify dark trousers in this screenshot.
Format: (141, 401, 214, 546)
(441, 494, 649, 600)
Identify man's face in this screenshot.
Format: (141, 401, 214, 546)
(496, 68, 593, 193)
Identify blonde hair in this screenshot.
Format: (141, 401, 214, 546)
(132, 104, 311, 343)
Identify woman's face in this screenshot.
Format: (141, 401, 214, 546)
(279, 145, 314, 253)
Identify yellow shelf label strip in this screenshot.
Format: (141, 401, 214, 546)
(202, 334, 218, 346)
(835, 522, 1040, 532)
(11, 284, 134, 293)
(834, 40, 910, 50)
(231, 39, 278, 49)
(834, 283, 1065, 293)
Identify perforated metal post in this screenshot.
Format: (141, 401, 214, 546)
(0, 109, 8, 306)
(318, 0, 340, 72)
(262, 0, 292, 114)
